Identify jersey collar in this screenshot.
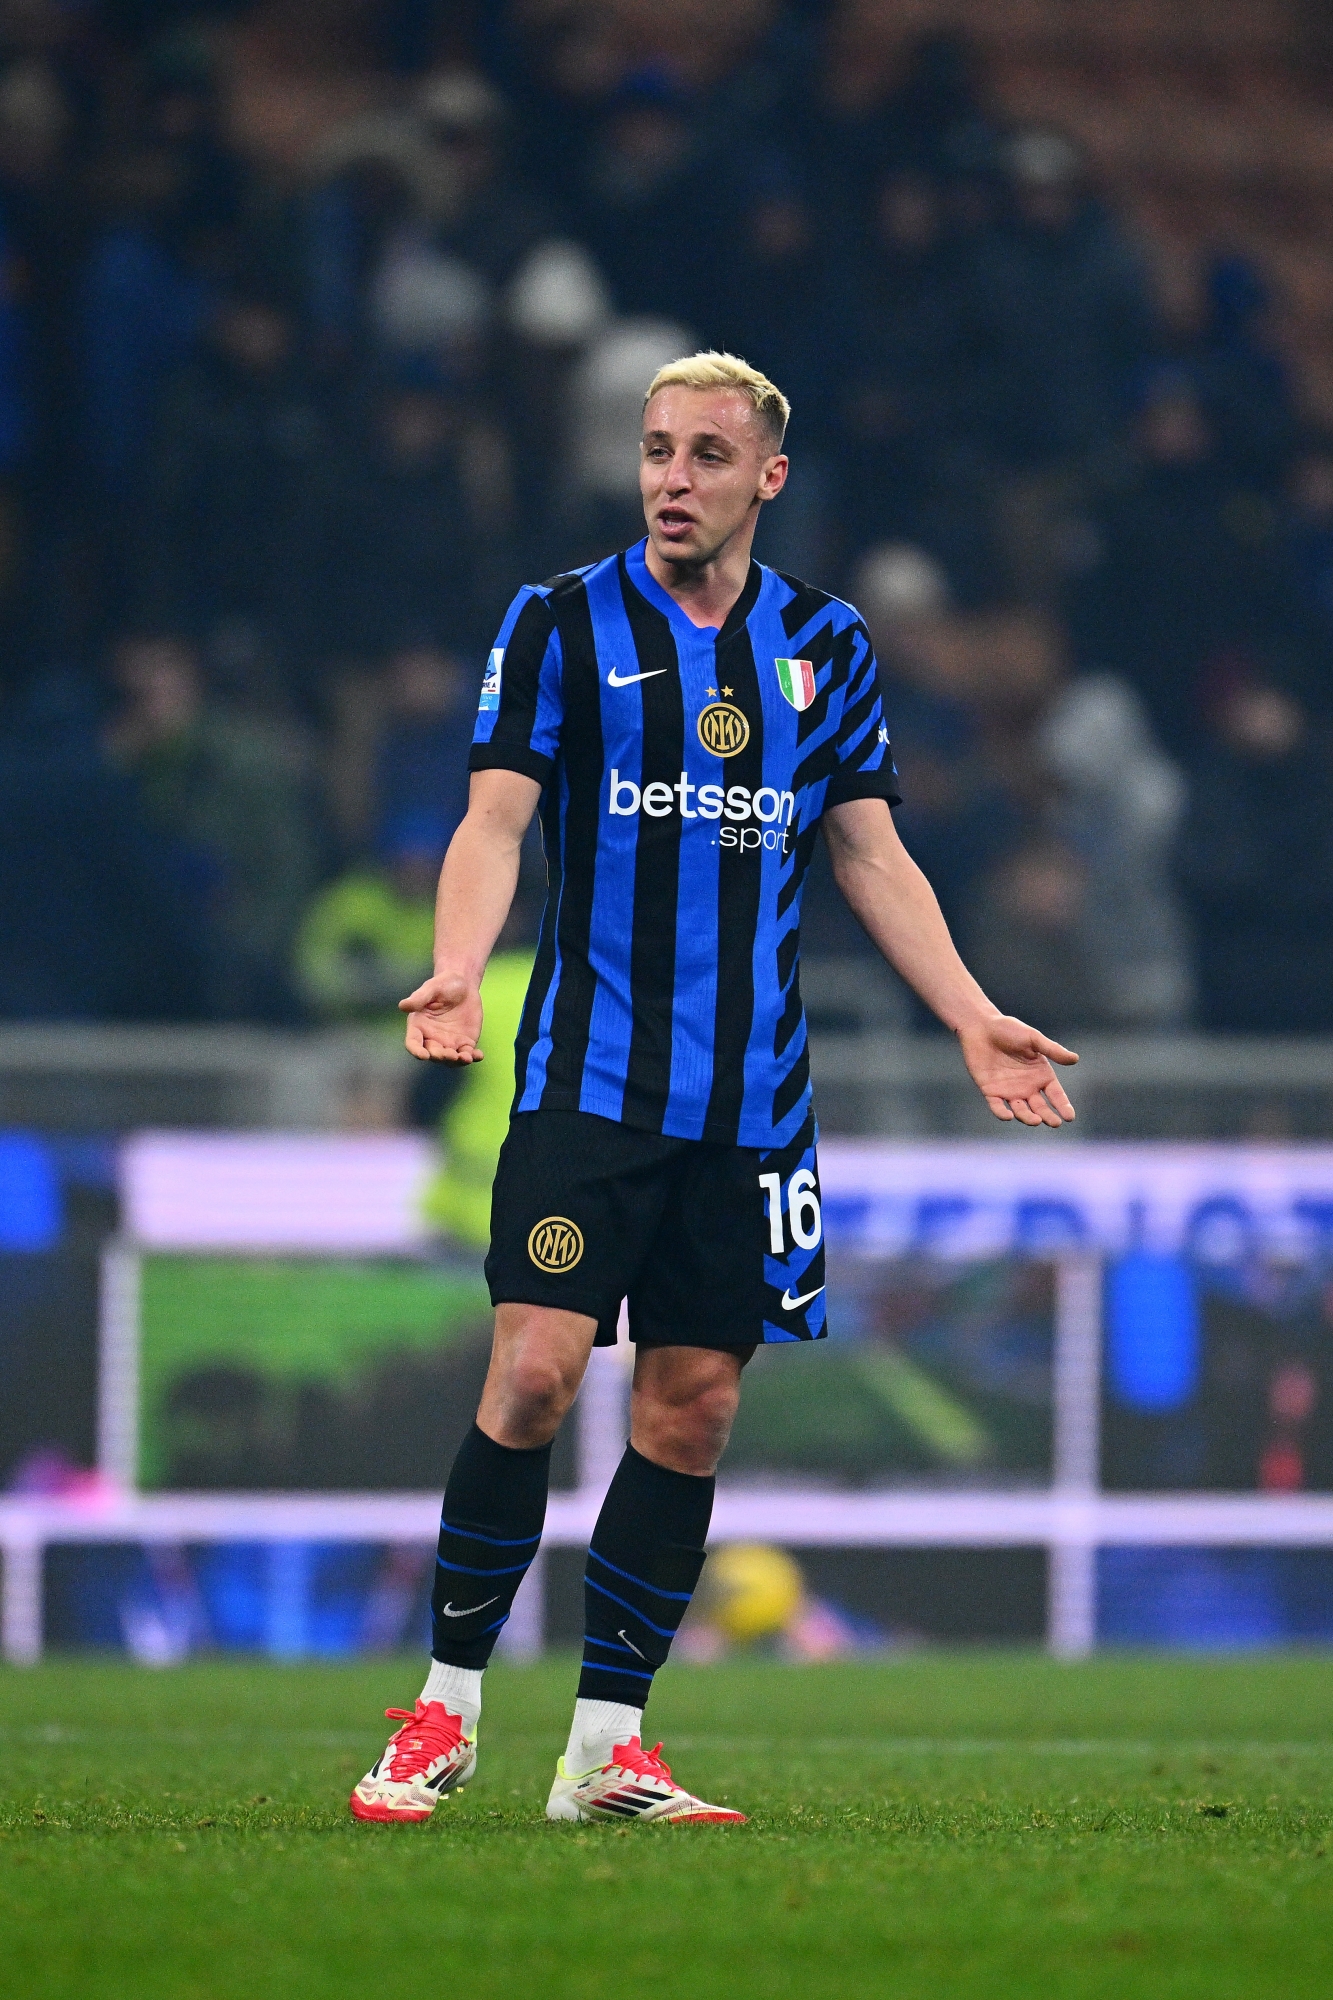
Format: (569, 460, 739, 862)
(623, 537, 763, 645)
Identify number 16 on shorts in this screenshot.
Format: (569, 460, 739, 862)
(759, 1168, 822, 1253)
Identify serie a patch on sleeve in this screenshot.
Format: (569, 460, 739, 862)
(480, 648, 504, 713)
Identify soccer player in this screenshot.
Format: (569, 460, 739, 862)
(350, 352, 1077, 1827)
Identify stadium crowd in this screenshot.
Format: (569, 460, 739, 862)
(2, 0, 1332, 1046)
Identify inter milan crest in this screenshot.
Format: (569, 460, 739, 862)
(527, 1216, 584, 1273)
(774, 658, 815, 711)
(697, 701, 750, 757)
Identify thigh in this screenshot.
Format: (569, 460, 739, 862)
(628, 1116, 827, 1350)
(485, 1110, 681, 1336)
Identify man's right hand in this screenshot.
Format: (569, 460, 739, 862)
(399, 973, 484, 1063)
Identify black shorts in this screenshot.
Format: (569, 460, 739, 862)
(485, 1109, 827, 1351)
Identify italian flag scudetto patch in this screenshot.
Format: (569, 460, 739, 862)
(774, 658, 815, 711)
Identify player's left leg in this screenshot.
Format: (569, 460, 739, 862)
(546, 1345, 752, 1825)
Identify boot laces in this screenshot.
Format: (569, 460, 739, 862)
(382, 1701, 463, 1780)
(610, 1737, 672, 1784)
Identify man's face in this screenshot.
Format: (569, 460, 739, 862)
(640, 386, 787, 568)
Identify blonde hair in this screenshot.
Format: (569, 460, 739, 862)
(644, 350, 790, 446)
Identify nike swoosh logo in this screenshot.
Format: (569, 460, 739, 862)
(780, 1285, 825, 1312)
(440, 1597, 500, 1618)
(607, 667, 667, 686)
(618, 1628, 646, 1659)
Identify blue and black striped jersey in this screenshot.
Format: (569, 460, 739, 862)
(470, 538, 900, 1151)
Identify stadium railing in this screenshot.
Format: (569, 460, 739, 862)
(5, 1022, 1333, 1136)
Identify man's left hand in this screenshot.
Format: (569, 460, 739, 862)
(957, 1015, 1078, 1127)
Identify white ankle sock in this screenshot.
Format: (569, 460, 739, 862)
(420, 1661, 482, 1737)
(564, 1698, 643, 1775)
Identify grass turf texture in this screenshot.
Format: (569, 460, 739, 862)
(1, 1654, 1330, 1999)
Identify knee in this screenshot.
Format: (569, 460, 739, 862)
(639, 1377, 741, 1476)
(690, 1378, 742, 1452)
(495, 1344, 581, 1443)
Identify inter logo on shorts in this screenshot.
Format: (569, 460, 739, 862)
(697, 702, 750, 757)
(527, 1216, 584, 1273)
(774, 658, 815, 711)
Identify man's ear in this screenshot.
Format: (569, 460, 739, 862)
(758, 453, 789, 502)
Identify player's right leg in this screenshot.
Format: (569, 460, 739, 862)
(352, 1109, 674, 1825)
(350, 1303, 596, 1824)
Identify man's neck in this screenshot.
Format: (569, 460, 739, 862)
(642, 527, 756, 630)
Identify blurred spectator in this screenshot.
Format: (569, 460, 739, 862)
(961, 837, 1100, 1034)
(1067, 373, 1279, 762)
(0, 667, 205, 1020)
(326, 639, 475, 855)
(972, 128, 1159, 475)
(556, 315, 693, 566)
(502, 234, 612, 543)
(141, 262, 333, 676)
(294, 813, 441, 1025)
(80, 36, 243, 516)
(0, 58, 73, 494)
(850, 544, 1018, 933)
(970, 126, 1159, 601)
(836, 166, 994, 593)
(0, 187, 32, 644)
(1278, 433, 1333, 702)
(1039, 675, 1193, 1027)
(304, 140, 422, 378)
(1176, 676, 1333, 1032)
(373, 641, 473, 845)
(497, 0, 796, 225)
(309, 67, 557, 379)
(104, 633, 318, 1020)
(325, 352, 514, 662)
(822, 24, 994, 186)
(412, 68, 557, 291)
(712, 156, 831, 573)
(423, 936, 537, 1246)
(1191, 253, 1297, 494)
(572, 76, 715, 323)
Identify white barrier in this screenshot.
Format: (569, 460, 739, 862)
(9, 1483, 1333, 1667)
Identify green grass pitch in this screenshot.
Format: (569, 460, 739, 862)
(2, 1653, 1331, 1999)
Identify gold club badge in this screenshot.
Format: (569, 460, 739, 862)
(697, 702, 750, 757)
(527, 1215, 584, 1273)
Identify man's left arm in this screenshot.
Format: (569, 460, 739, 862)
(822, 797, 1078, 1127)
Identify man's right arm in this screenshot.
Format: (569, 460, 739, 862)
(399, 768, 541, 1063)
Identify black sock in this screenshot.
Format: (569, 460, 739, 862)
(431, 1423, 551, 1667)
(578, 1444, 715, 1709)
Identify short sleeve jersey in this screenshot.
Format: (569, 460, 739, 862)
(471, 538, 900, 1151)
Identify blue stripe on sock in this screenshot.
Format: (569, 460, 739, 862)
(440, 1520, 542, 1547)
(435, 1556, 532, 1576)
(582, 1635, 649, 1657)
(587, 1546, 694, 1601)
(579, 1659, 655, 1682)
(584, 1575, 678, 1638)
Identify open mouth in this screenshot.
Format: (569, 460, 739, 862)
(656, 508, 696, 536)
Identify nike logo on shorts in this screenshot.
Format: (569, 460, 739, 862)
(607, 666, 668, 686)
(780, 1285, 825, 1312)
(440, 1596, 500, 1618)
